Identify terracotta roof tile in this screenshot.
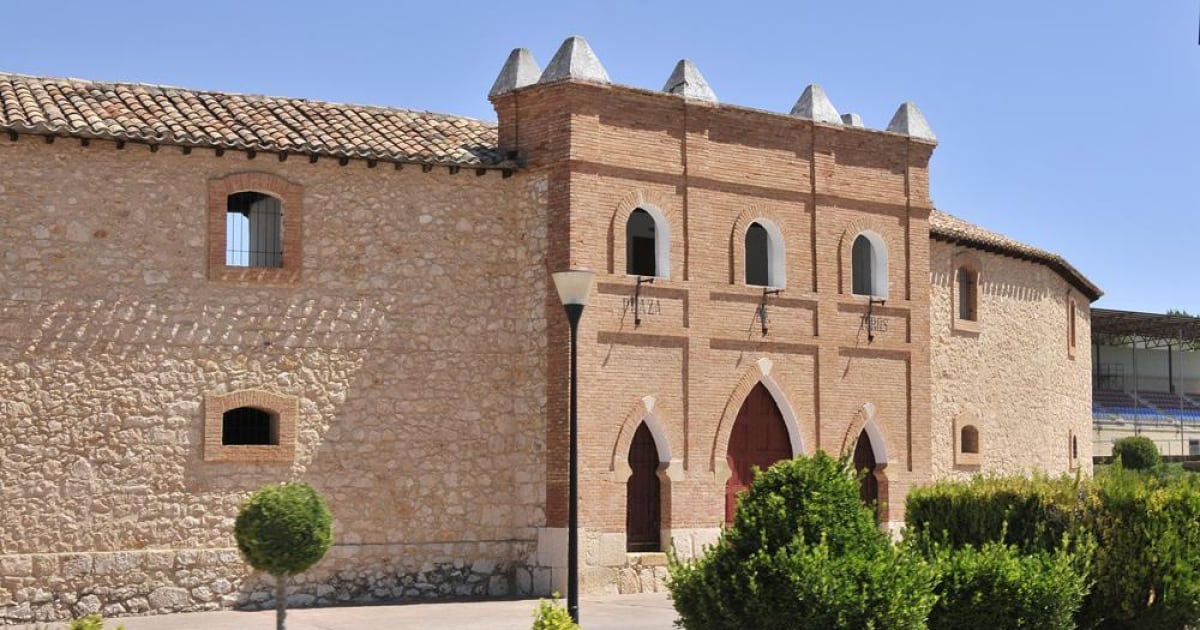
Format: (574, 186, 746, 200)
(930, 209, 1101, 300)
(0, 73, 503, 166)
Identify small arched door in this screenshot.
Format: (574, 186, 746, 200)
(725, 383, 792, 525)
(853, 429, 879, 515)
(626, 422, 661, 552)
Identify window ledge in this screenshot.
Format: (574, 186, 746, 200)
(955, 452, 982, 467)
(952, 318, 981, 335)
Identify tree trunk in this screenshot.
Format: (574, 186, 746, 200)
(275, 574, 287, 630)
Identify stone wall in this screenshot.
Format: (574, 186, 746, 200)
(0, 135, 550, 622)
(929, 240, 1093, 479)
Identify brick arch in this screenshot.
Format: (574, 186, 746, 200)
(837, 219, 896, 297)
(207, 171, 304, 283)
(610, 395, 682, 483)
(203, 388, 299, 463)
(710, 358, 804, 481)
(838, 402, 891, 467)
(608, 188, 680, 277)
(730, 205, 790, 287)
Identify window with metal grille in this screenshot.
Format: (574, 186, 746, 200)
(958, 266, 978, 321)
(222, 406, 276, 446)
(226, 192, 283, 268)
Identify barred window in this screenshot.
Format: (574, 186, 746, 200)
(226, 192, 283, 268)
(957, 267, 978, 321)
(222, 406, 276, 446)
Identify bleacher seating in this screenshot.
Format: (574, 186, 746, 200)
(1093, 388, 1200, 422)
(1135, 390, 1200, 420)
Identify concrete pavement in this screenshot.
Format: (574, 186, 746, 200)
(15, 592, 679, 630)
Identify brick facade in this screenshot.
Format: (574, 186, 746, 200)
(0, 71, 1094, 621)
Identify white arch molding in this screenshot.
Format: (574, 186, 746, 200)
(855, 402, 891, 466)
(746, 218, 787, 289)
(713, 357, 806, 484)
(629, 204, 672, 279)
(612, 395, 684, 483)
(852, 230, 889, 300)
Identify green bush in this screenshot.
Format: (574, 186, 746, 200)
(669, 453, 937, 629)
(235, 482, 333, 630)
(905, 475, 1084, 554)
(906, 470, 1200, 629)
(927, 541, 1089, 630)
(235, 482, 333, 577)
(531, 594, 579, 630)
(1079, 468, 1200, 629)
(68, 615, 124, 630)
(1111, 436, 1161, 471)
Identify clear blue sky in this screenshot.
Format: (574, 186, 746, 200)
(3, 1, 1197, 313)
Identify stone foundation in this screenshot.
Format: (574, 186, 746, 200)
(0, 542, 539, 624)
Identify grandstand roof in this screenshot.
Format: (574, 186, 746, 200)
(1092, 308, 1200, 346)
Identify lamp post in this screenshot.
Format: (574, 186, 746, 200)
(551, 268, 595, 625)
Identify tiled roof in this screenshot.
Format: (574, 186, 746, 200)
(930, 209, 1102, 300)
(0, 73, 504, 166)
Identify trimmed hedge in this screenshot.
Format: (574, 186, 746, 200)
(1080, 468, 1200, 629)
(905, 470, 1200, 629)
(928, 542, 1088, 630)
(669, 453, 937, 630)
(1111, 436, 1161, 471)
(905, 475, 1084, 554)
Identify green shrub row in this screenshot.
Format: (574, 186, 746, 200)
(905, 460, 1200, 629)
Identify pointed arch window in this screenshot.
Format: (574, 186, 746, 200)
(851, 232, 888, 299)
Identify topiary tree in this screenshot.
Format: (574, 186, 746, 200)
(234, 482, 333, 630)
(668, 452, 937, 629)
(1112, 436, 1161, 471)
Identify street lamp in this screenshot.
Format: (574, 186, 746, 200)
(551, 268, 595, 625)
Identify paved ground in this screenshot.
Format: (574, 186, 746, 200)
(17, 592, 678, 630)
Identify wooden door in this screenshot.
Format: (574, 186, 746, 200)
(626, 422, 661, 552)
(725, 383, 792, 525)
(853, 429, 879, 513)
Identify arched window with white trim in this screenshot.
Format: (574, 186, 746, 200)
(745, 220, 786, 288)
(851, 232, 888, 299)
(626, 207, 670, 278)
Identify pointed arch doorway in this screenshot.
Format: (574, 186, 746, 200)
(725, 383, 792, 525)
(626, 422, 661, 552)
(852, 427, 889, 522)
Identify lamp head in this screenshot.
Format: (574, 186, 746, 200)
(552, 269, 596, 307)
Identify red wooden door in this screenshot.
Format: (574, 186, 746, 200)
(626, 422, 661, 551)
(853, 429, 879, 515)
(725, 383, 792, 525)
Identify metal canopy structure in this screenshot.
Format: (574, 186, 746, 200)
(1092, 308, 1200, 349)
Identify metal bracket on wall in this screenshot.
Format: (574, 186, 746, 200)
(759, 288, 783, 336)
(867, 297, 886, 342)
(635, 276, 654, 327)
